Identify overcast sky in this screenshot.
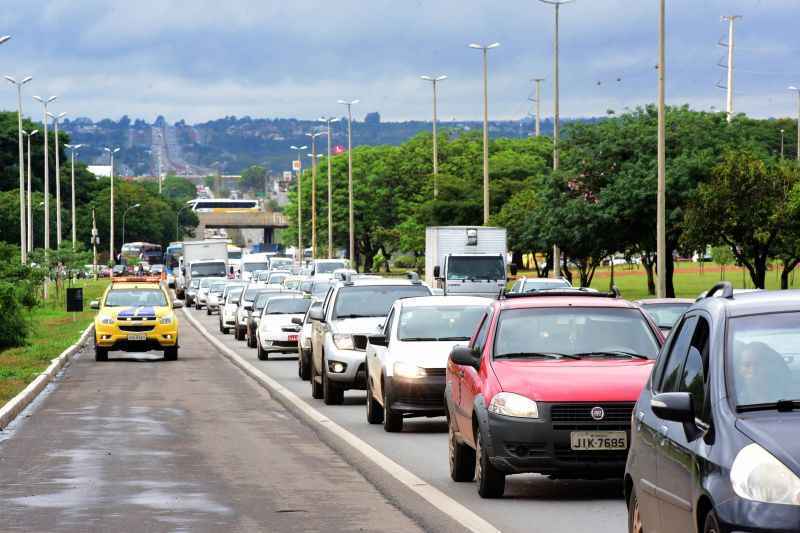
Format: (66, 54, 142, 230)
(1, 0, 797, 124)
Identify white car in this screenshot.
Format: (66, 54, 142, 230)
(266, 270, 291, 287)
(365, 296, 489, 432)
(220, 284, 246, 334)
(235, 285, 276, 341)
(256, 296, 312, 360)
(196, 276, 225, 309)
(245, 289, 290, 348)
(297, 300, 323, 380)
(206, 280, 230, 315)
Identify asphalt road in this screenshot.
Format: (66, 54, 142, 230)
(188, 307, 629, 533)
(0, 318, 425, 533)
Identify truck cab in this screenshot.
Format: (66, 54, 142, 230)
(434, 253, 509, 299)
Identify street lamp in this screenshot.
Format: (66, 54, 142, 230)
(539, 0, 573, 278)
(781, 129, 786, 160)
(338, 99, 359, 266)
(319, 116, 340, 258)
(657, 0, 666, 297)
(64, 144, 83, 249)
(47, 111, 66, 246)
(468, 42, 499, 225)
(32, 95, 57, 264)
(789, 87, 800, 161)
(530, 78, 545, 137)
(421, 75, 447, 198)
(5, 75, 32, 263)
(176, 204, 191, 240)
(290, 144, 308, 263)
(22, 129, 37, 251)
(104, 147, 120, 268)
(0, 36, 10, 45)
(306, 130, 327, 259)
(122, 203, 141, 247)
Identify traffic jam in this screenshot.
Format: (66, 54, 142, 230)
(93, 226, 800, 533)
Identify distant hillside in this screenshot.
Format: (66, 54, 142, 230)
(60, 113, 572, 177)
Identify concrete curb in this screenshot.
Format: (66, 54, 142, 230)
(0, 323, 94, 431)
(182, 307, 500, 533)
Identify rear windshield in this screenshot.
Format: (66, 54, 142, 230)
(312, 281, 333, 297)
(316, 261, 347, 274)
(270, 259, 292, 269)
(398, 305, 487, 341)
(244, 262, 268, 272)
(641, 303, 691, 329)
(269, 273, 288, 284)
(191, 262, 226, 278)
(243, 286, 263, 301)
(199, 277, 221, 288)
(255, 291, 283, 310)
(227, 287, 244, 302)
(447, 256, 504, 281)
(521, 279, 571, 292)
(228, 251, 242, 260)
(266, 298, 312, 315)
(493, 307, 660, 359)
(333, 285, 431, 319)
(105, 289, 167, 307)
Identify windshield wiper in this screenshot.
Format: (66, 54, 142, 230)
(737, 400, 800, 413)
(401, 337, 438, 341)
(495, 352, 580, 360)
(336, 314, 379, 319)
(437, 336, 471, 341)
(575, 350, 649, 360)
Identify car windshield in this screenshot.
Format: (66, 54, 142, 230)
(270, 259, 292, 269)
(333, 285, 431, 319)
(398, 305, 487, 341)
(255, 292, 282, 310)
(242, 286, 263, 301)
(244, 262, 268, 272)
(191, 262, 226, 277)
(493, 307, 660, 359)
(269, 273, 288, 284)
(211, 282, 227, 292)
(227, 287, 243, 302)
(312, 281, 333, 297)
(266, 298, 311, 315)
(522, 279, 571, 292)
(228, 250, 242, 259)
(316, 261, 347, 273)
(729, 312, 800, 408)
(199, 277, 220, 288)
(447, 256, 505, 281)
(640, 303, 692, 329)
(105, 289, 167, 307)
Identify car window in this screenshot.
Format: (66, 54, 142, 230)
(641, 303, 692, 330)
(398, 305, 487, 342)
(658, 316, 697, 393)
(511, 280, 522, 292)
(105, 289, 167, 307)
(266, 298, 311, 315)
(472, 309, 493, 354)
(332, 285, 431, 319)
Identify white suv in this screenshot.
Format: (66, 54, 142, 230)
(309, 278, 432, 405)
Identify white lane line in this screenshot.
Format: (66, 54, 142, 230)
(182, 308, 501, 533)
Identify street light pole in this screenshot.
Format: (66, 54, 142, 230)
(781, 129, 785, 160)
(469, 43, 499, 225)
(5, 75, 32, 263)
(176, 204, 191, 240)
(530, 78, 545, 137)
(338, 99, 359, 266)
(32, 95, 57, 260)
(122, 203, 140, 247)
(319, 116, 340, 259)
(790, 87, 800, 162)
(65, 144, 83, 249)
(104, 147, 120, 269)
(22, 129, 37, 251)
(421, 75, 447, 198)
(290, 144, 308, 263)
(540, 0, 573, 278)
(306, 131, 326, 260)
(48, 111, 66, 247)
(657, 0, 667, 298)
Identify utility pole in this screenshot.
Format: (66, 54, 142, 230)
(65, 144, 82, 249)
(530, 78, 545, 137)
(306, 131, 326, 259)
(781, 129, 785, 159)
(721, 15, 741, 123)
(104, 147, 120, 271)
(290, 144, 307, 264)
(91, 208, 98, 277)
(540, 0, 573, 278)
(338, 99, 359, 266)
(421, 75, 447, 198)
(469, 43, 499, 225)
(657, 0, 667, 298)
(23, 129, 37, 252)
(319, 116, 340, 258)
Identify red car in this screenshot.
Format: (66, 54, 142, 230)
(446, 289, 665, 498)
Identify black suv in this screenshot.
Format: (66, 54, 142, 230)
(625, 282, 800, 533)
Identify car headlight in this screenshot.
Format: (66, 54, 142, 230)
(333, 334, 354, 350)
(394, 362, 425, 379)
(159, 315, 174, 325)
(488, 392, 539, 418)
(731, 443, 800, 505)
(99, 316, 115, 325)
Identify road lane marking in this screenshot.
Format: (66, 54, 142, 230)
(182, 308, 501, 533)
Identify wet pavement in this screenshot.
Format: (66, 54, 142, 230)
(0, 319, 423, 532)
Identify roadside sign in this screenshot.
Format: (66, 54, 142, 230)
(292, 160, 301, 171)
(66, 288, 83, 313)
(283, 171, 293, 181)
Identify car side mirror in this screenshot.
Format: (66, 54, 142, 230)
(450, 345, 480, 370)
(651, 392, 694, 423)
(90, 300, 100, 310)
(291, 317, 303, 325)
(509, 263, 518, 276)
(368, 335, 388, 347)
(309, 306, 324, 322)
(433, 265, 441, 279)
(172, 300, 184, 309)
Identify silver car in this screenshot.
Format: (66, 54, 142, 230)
(365, 296, 488, 432)
(309, 278, 432, 405)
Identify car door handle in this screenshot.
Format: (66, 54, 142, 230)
(658, 425, 669, 444)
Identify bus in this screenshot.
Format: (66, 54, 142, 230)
(120, 242, 163, 266)
(187, 198, 260, 214)
(164, 242, 183, 275)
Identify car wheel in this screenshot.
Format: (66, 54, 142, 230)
(218, 318, 223, 333)
(235, 325, 244, 341)
(221, 324, 229, 334)
(94, 345, 108, 362)
(449, 419, 475, 482)
(300, 350, 311, 381)
(257, 339, 269, 361)
(628, 488, 643, 533)
(382, 386, 402, 432)
(311, 359, 323, 399)
(703, 511, 721, 533)
(366, 376, 384, 424)
(476, 428, 505, 498)
(206, 307, 211, 315)
(248, 327, 257, 348)
(164, 347, 178, 361)
(195, 302, 201, 310)
(322, 358, 343, 405)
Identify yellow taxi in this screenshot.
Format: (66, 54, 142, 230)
(91, 276, 183, 361)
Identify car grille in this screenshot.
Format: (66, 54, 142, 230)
(118, 325, 155, 332)
(352, 335, 368, 351)
(118, 316, 156, 322)
(550, 403, 634, 431)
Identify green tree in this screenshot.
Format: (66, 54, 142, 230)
(241, 165, 267, 192)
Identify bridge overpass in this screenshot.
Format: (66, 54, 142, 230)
(196, 210, 288, 244)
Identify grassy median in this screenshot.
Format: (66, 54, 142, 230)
(0, 279, 108, 407)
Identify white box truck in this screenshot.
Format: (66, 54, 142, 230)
(176, 240, 229, 298)
(425, 226, 514, 298)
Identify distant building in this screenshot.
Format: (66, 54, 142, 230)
(88, 165, 112, 178)
(364, 112, 381, 124)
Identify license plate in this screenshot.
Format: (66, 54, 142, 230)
(127, 334, 147, 341)
(570, 431, 627, 450)
(288, 335, 298, 342)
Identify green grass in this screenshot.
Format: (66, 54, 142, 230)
(0, 279, 109, 407)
